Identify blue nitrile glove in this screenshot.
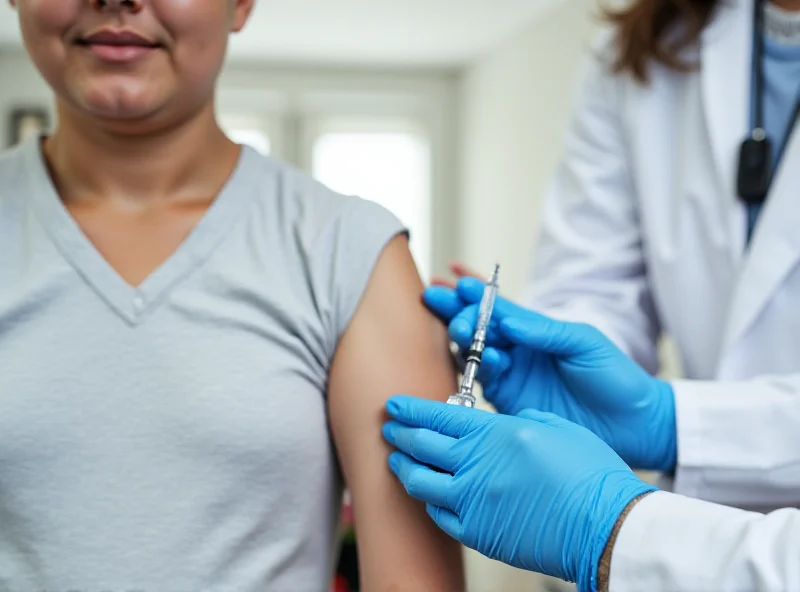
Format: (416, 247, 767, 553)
(383, 396, 656, 592)
(424, 277, 677, 472)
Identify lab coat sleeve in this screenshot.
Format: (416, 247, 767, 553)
(522, 35, 661, 374)
(609, 491, 800, 591)
(672, 377, 800, 508)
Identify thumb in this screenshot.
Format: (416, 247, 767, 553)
(386, 396, 493, 438)
(499, 314, 600, 357)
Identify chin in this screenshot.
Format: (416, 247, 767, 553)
(70, 78, 170, 121)
(86, 95, 161, 120)
(89, 103, 162, 123)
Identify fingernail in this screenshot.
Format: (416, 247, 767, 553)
(386, 397, 401, 417)
(382, 422, 395, 444)
(424, 285, 452, 301)
(388, 452, 401, 474)
(450, 319, 471, 338)
(458, 276, 484, 295)
(482, 348, 500, 368)
(422, 286, 438, 301)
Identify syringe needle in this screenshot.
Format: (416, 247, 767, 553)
(488, 263, 500, 284)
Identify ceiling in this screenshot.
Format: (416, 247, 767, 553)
(0, 0, 564, 66)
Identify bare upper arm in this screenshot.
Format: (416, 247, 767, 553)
(328, 234, 464, 591)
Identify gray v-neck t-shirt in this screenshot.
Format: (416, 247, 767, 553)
(0, 138, 405, 591)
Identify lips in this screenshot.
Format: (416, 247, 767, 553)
(76, 28, 161, 62)
(79, 29, 159, 48)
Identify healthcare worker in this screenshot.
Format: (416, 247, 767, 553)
(436, 0, 800, 510)
(383, 285, 800, 591)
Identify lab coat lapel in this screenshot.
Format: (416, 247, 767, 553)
(701, 0, 752, 210)
(721, 122, 800, 354)
(698, 0, 756, 357)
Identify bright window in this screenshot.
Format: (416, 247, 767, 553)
(219, 113, 272, 156)
(225, 128, 271, 156)
(312, 132, 432, 279)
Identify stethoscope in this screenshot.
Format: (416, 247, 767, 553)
(737, 0, 800, 206)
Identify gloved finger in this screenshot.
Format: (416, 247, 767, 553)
(386, 396, 493, 438)
(382, 421, 460, 474)
(423, 286, 466, 323)
(458, 279, 578, 348)
(455, 278, 532, 323)
(499, 314, 602, 357)
(449, 305, 508, 349)
(516, 408, 574, 428)
(388, 452, 455, 510)
(450, 342, 467, 374)
(426, 504, 463, 542)
(448, 305, 476, 348)
(454, 276, 488, 303)
(476, 347, 512, 384)
(449, 322, 474, 350)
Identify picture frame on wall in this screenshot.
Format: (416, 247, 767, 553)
(8, 108, 49, 147)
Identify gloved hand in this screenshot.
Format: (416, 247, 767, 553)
(383, 396, 656, 592)
(424, 277, 677, 472)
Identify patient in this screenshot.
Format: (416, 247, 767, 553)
(0, 0, 464, 590)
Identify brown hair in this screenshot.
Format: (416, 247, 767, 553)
(604, 0, 721, 83)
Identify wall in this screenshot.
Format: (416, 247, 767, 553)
(0, 49, 54, 147)
(457, 2, 596, 590)
(457, 0, 596, 300)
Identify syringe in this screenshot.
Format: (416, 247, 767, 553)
(447, 264, 500, 408)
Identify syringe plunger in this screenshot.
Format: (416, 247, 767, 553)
(474, 264, 500, 341)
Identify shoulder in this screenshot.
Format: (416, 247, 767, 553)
(239, 148, 404, 244)
(586, 24, 619, 71)
(580, 23, 699, 98)
(565, 27, 702, 145)
(234, 147, 407, 338)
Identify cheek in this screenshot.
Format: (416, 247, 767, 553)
(172, 42, 227, 104)
(154, 2, 232, 89)
(170, 30, 231, 94)
(17, 0, 81, 80)
(18, 0, 80, 36)
(155, 0, 233, 44)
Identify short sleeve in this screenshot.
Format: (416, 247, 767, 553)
(309, 197, 407, 356)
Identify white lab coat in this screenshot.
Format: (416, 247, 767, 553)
(527, 0, 800, 511)
(610, 491, 800, 590)
(525, 1, 800, 586)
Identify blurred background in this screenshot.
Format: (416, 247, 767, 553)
(0, 1, 660, 590)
